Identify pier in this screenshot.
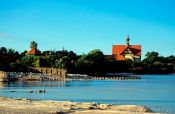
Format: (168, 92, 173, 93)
(89, 75, 140, 80)
(67, 74, 141, 80)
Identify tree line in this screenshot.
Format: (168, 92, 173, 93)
(0, 41, 175, 74)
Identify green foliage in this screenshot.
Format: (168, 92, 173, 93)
(30, 41, 38, 49)
(0, 47, 7, 55)
(0, 45, 175, 74)
(75, 49, 104, 73)
(20, 50, 27, 57)
(21, 56, 34, 66)
(21, 56, 41, 68)
(75, 54, 89, 72)
(144, 51, 159, 63)
(167, 55, 175, 63)
(0, 47, 20, 71)
(32, 56, 40, 68)
(140, 52, 175, 73)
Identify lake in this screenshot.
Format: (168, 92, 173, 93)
(0, 75, 175, 113)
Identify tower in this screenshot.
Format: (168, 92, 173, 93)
(126, 35, 130, 46)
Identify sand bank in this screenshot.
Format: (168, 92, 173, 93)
(0, 96, 156, 114)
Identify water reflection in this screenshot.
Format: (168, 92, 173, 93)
(4, 80, 96, 88)
(6, 81, 66, 87)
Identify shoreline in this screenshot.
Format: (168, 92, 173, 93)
(0, 96, 156, 114)
(1, 71, 175, 83)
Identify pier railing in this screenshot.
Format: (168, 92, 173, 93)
(67, 74, 141, 80)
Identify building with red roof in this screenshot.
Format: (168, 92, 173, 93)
(112, 36, 141, 61)
(27, 48, 38, 55)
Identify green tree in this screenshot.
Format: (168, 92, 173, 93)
(87, 49, 104, 72)
(144, 51, 159, 63)
(42, 51, 52, 56)
(0, 47, 7, 55)
(167, 55, 175, 63)
(30, 41, 38, 49)
(32, 56, 40, 68)
(75, 54, 90, 73)
(166, 55, 175, 72)
(20, 50, 28, 58)
(156, 56, 167, 63)
(75, 49, 104, 73)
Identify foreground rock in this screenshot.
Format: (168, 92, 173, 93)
(0, 96, 155, 114)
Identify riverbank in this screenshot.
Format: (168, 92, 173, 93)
(0, 96, 155, 114)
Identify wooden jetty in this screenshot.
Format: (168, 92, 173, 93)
(67, 74, 141, 80)
(89, 75, 140, 80)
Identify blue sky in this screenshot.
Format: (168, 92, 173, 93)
(0, 0, 175, 58)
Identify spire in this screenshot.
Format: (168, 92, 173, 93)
(126, 35, 130, 46)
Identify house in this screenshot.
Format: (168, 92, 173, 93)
(112, 36, 141, 61)
(27, 48, 38, 55)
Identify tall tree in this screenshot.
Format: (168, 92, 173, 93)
(75, 49, 104, 73)
(144, 51, 159, 63)
(30, 41, 38, 49)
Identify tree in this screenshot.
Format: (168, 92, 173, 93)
(55, 50, 68, 58)
(0, 47, 7, 55)
(7, 49, 15, 55)
(167, 55, 175, 63)
(156, 56, 167, 63)
(87, 49, 104, 72)
(144, 51, 159, 63)
(166, 55, 175, 72)
(75, 49, 104, 73)
(42, 51, 52, 56)
(55, 57, 68, 69)
(33, 56, 40, 68)
(30, 41, 38, 49)
(20, 50, 28, 58)
(68, 51, 77, 60)
(75, 54, 89, 73)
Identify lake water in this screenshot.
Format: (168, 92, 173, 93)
(0, 75, 175, 113)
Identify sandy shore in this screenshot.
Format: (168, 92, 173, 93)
(0, 96, 156, 114)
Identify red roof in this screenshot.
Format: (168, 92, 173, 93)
(27, 48, 37, 55)
(112, 45, 141, 56)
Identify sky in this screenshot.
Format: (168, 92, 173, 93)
(0, 0, 175, 58)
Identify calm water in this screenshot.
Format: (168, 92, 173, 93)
(0, 75, 175, 113)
